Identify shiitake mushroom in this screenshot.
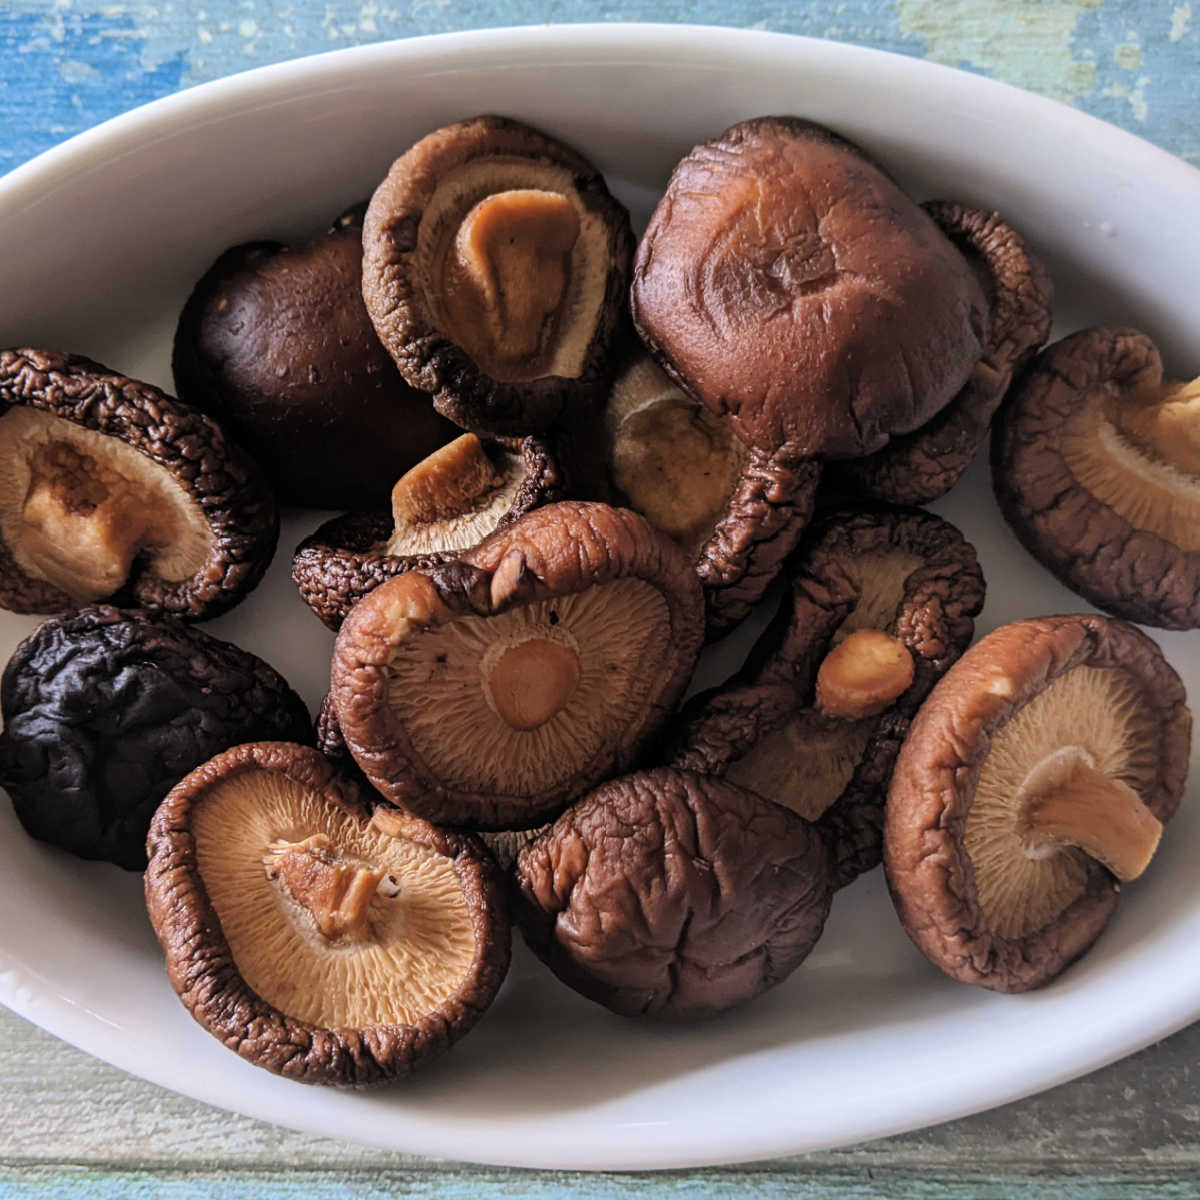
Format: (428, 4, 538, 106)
(885, 615, 1190, 992)
(362, 116, 635, 436)
(0, 349, 277, 620)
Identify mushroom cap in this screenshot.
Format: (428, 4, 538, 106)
(292, 434, 563, 630)
(885, 615, 1190, 992)
(172, 208, 459, 510)
(832, 200, 1054, 504)
(514, 767, 832, 1020)
(668, 506, 985, 888)
(630, 118, 988, 459)
(0, 607, 312, 870)
(330, 501, 704, 830)
(144, 741, 510, 1085)
(588, 351, 821, 641)
(0, 348, 277, 621)
(362, 115, 635, 436)
(992, 327, 1200, 629)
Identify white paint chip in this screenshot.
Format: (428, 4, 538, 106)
(1170, 2, 1192, 41)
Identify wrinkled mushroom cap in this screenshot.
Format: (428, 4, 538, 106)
(0, 348, 277, 621)
(363, 116, 635, 435)
(515, 767, 832, 1019)
(631, 118, 988, 458)
(833, 200, 1053, 505)
(144, 742, 510, 1084)
(993, 327, 1200, 629)
(330, 501, 704, 829)
(172, 208, 459, 510)
(885, 615, 1190, 992)
(591, 352, 821, 640)
(292, 433, 563, 630)
(669, 506, 985, 887)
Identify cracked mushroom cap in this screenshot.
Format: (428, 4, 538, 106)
(144, 742, 510, 1085)
(993, 327, 1200, 629)
(292, 431, 563, 630)
(581, 351, 821, 640)
(514, 767, 832, 1020)
(0, 348, 277, 620)
(173, 206, 459, 510)
(362, 116, 635, 436)
(630, 118, 988, 459)
(330, 501, 704, 830)
(0, 607, 313, 870)
(885, 615, 1190, 992)
(668, 506, 985, 887)
(832, 201, 1054, 505)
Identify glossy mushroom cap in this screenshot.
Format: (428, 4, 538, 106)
(0, 348, 276, 621)
(145, 742, 511, 1084)
(993, 327, 1200, 629)
(330, 501, 705, 829)
(292, 432, 563, 630)
(631, 118, 988, 459)
(885, 615, 1190, 992)
(515, 768, 832, 1020)
(363, 116, 635, 436)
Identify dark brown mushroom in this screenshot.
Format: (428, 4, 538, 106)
(831, 201, 1054, 504)
(330, 501, 704, 830)
(0, 606, 312, 870)
(571, 350, 821, 640)
(0, 348, 276, 620)
(173, 206, 459, 510)
(514, 767, 832, 1020)
(668, 506, 985, 888)
(144, 741, 510, 1084)
(993, 327, 1200, 629)
(885, 615, 1190, 992)
(362, 116, 635, 436)
(292, 431, 563, 630)
(630, 118, 987, 460)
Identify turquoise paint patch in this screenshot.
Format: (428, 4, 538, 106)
(0, 10, 184, 175)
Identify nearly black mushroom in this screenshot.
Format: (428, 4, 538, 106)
(885, 614, 1190, 992)
(993, 327, 1200, 629)
(514, 767, 832, 1020)
(574, 351, 821, 640)
(330, 501, 704, 830)
(830, 201, 1054, 504)
(0, 607, 312, 869)
(292, 431, 563, 630)
(0, 348, 276, 620)
(362, 116, 635, 436)
(668, 506, 985, 888)
(630, 118, 988, 460)
(145, 742, 510, 1084)
(173, 206, 459, 510)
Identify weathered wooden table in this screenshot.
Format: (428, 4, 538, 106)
(2, 4, 1199, 1195)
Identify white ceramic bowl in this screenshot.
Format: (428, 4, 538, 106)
(1, 24, 1199, 1171)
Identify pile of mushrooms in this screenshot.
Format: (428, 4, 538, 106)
(1, 109, 1192, 1088)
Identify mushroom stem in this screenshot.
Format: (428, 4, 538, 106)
(483, 635, 582, 731)
(1021, 761, 1163, 882)
(446, 189, 581, 365)
(815, 629, 915, 720)
(1117, 376, 1200, 475)
(391, 434, 502, 527)
(264, 835, 388, 941)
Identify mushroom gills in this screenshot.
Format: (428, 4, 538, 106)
(606, 356, 747, 556)
(724, 711, 875, 822)
(385, 433, 527, 557)
(192, 768, 477, 1029)
(0, 407, 212, 601)
(422, 157, 611, 382)
(964, 665, 1162, 940)
(386, 579, 670, 796)
(1061, 381, 1200, 550)
(833, 550, 925, 642)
